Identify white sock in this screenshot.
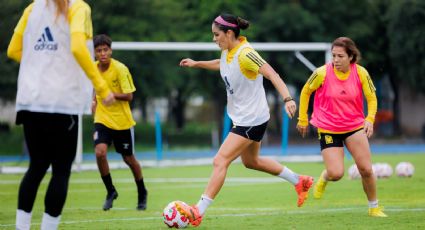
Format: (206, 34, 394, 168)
(277, 167, 300, 185)
(41, 212, 61, 230)
(16, 209, 32, 230)
(196, 194, 213, 215)
(368, 200, 379, 208)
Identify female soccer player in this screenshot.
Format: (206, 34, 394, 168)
(8, 0, 114, 229)
(176, 13, 314, 227)
(296, 37, 387, 217)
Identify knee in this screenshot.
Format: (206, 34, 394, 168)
(358, 166, 374, 178)
(326, 170, 344, 181)
(95, 147, 107, 159)
(242, 159, 258, 170)
(123, 156, 136, 167)
(212, 154, 230, 169)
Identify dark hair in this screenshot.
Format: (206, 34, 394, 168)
(213, 13, 249, 38)
(331, 37, 361, 63)
(94, 34, 112, 48)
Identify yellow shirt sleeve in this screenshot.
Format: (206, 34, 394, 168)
(69, 2, 110, 98)
(117, 64, 136, 94)
(7, 3, 34, 62)
(357, 65, 377, 124)
(238, 47, 266, 80)
(69, 0, 93, 37)
(14, 3, 33, 35)
(297, 65, 326, 126)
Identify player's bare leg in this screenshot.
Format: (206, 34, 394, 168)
(345, 131, 387, 217)
(240, 142, 313, 207)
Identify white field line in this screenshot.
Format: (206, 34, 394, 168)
(0, 177, 285, 185)
(0, 177, 283, 196)
(1, 207, 425, 227)
(0, 182, 279, 196)
(0, 155, 323, 174)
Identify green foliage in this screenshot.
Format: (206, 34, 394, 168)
(0, 125, 24, 155)
(1, 0, 425, 131)
(387, 0, 425, 93)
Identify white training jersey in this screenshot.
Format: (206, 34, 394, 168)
(16, 0, 93, 115)
(220, 43, 270, 126)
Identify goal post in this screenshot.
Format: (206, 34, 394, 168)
(74, 41, 331, 169)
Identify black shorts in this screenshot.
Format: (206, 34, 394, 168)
(94, 123, 134, 156)
(230, 121, 268, 142)
(319, 128, 363, 150)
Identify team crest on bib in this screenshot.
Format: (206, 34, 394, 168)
(324, 135, 333, 144)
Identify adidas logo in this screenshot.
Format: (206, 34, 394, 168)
(34, 27, 58, 51)
(340, 90, 347, 95)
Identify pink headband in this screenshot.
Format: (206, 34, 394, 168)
(214, 16, 238, 28)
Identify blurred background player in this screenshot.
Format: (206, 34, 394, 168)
(296, 37, 387, 217)
(176, 13, 314, 227)
(7, 0, 114, 229)
(92, 34, 148, 211)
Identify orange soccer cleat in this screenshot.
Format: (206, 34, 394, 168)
(175, 201, 203, 227)
(294, 175, 314, 207)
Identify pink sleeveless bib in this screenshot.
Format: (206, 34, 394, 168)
(310, 63, 364, 132)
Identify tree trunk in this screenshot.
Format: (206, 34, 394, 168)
(388, 74, 400, 134)
(170, 89, 186, 131)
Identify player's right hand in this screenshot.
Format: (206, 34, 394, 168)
(179, 58, 196, 68)
(296, 124, 308, 138)
(102, 92, 115, 106)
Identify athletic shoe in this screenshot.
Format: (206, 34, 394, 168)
(137, 191, 148, 211)
(175, 201, 203, 227)
(313, 170, 328, 199)
(294, 175, 314, 207)
(368, 206, 388, 217)
(103, 190, 118, 211)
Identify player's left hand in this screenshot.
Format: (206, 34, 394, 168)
(284, 100, 297, 119)
(102, 92, 116, 106)
(364, 120, 374, 138)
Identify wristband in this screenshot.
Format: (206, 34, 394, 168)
(283, 97, 293, 103)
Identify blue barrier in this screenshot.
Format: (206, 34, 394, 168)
(222, 108, 231, 143)
(282, 107, 289, 155)
(155, 111, 163, 160)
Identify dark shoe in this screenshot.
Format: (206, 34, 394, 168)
(136, 191, 147, 211)
(103, 190, 118, 211)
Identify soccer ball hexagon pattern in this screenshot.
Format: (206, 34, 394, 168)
(163, 201, 189, 228)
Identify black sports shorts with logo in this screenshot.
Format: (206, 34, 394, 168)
(94, 123, 134, 156)
(230, 121, 268, 142)
(319, 128, 363, 150)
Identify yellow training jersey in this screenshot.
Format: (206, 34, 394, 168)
(14, 0, 93, 38)
(298, 64, 377, 134)
(226, 36, 266, 80)
(94, 58, 136, 130)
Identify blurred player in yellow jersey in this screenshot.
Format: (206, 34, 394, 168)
(92, 34, 147, 211)
(8, 0, 114, 229)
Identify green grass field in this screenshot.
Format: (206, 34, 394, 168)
(1, 153, 424, 229)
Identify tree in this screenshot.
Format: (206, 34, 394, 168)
(387, 0, 425, 93)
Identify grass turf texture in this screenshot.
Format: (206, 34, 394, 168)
(0, 153, 424, 229)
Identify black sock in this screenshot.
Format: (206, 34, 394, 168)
(136, 178, 147, 196)
(101, 174, 116, 194)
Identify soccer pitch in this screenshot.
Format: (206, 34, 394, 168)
(1, 153, 424, 229)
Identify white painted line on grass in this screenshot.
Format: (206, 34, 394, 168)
(1, 207, 424, 227)
(0, 177, 285, 185)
